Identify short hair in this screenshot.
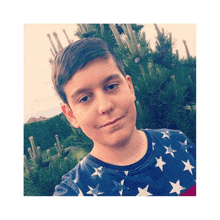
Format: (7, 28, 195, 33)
(52, 38, 126, 104)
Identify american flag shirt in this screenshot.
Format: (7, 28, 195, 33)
(53, 129, 196, 196)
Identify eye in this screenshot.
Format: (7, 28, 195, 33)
(106, 84, 118, 91)
(79, 95, 90, 103)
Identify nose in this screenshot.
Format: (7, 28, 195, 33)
(97, 94, 114, 115)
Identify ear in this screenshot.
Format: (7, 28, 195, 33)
(61, 103, 80, 128)
(125, 75, 136, 101)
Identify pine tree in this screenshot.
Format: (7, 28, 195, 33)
(24, 135, 91, 196)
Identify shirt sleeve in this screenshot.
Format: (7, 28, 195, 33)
(188, 142, 196, 160)
(181, 131, 196, 160)
(53, 182, 78, 196)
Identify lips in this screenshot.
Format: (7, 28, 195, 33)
(101, 116, 124, 128)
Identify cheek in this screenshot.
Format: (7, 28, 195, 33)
(120, 94, 136, 110)
(127, 97, 137, 117)
(74, 108, 94, 127)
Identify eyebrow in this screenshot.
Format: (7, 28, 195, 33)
(70, 74, 121, 99)
(102, 73, 121, 85)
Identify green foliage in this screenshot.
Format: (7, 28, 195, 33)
(24, 113, 73, 158)
(75, 24, 144, 51)
(24, 129, 92, 196)
(62, 131, 93, 149)
(152, 27, 176, 69)
(24, 145, 90, 196)
(27, 136, 50, 167)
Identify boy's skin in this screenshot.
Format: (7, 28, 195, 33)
(61, 56, 148, 166)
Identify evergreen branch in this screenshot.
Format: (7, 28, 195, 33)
(24, 155, 30, 171)
(154, 24, 162, 36)
(50, 48, 55, 57)
(109, 24, 124, 48)
(77, 24, 84, 34)
(49, 58, 53, 66)
(126, 24, 136, 44)
(100, 24, 105, 37)
(54, 135, 69, 158)
(29, 136, 37, 157)
(137, 44, 142, 57)
(28, 136, 47, 167)
(119, 24, 130, 38)
(126, 24, 138, 55)
(62, 29, 72, 44)
(47, 34, 58, 55)
(169, 33, 173, 54)
(148, 62, 153, 77)
(142, 31, 146, 42)
(23, 154, 38, 183)
(170, 75, 177, 98)
(176, 50, 179, 60)
(47, 149, 52, 161)
(124, 35, 135, 55)
(80, 24, 89, 33)
(28, 147, 33, 159)
(136, 100, 143, 117)
(53, 32, 63, 51)
(183, 40, 191, 60)
(138, 63, 148, 83)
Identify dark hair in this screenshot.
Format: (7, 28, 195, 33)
(52, 38, 126, 104)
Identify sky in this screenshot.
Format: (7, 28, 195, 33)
(24, 24, 196, 123)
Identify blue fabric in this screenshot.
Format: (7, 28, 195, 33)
(53, 128, 196, 196)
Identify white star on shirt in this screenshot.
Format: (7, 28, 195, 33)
(124, 171, 129, 176)
(161, 131, 170, 139)
(152, 142, 156, 150)
(137, 185, 152, 196)
(77, 187, 84, 196)
(164, 145, 177, 157)
(155, 156, 166, 171)
(87, 184, 104, 196)
(91, 166, 103, 178)
(169, 180, 186, 195)
(79, 157, 86, 165)
(120, 179, 125, 195)
(182, 159, 195, 175)
(179, 139, 188, 153)
(113, 179, 128, 196)
(73, 177, 77, 184)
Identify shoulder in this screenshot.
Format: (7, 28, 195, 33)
(143, 128, 194, 144)
(53, 157, 92, 196)
(142, 128, 196, 159)
(144, 128, 183, 137)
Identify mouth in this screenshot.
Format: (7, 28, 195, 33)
(100, 116, 124, 128)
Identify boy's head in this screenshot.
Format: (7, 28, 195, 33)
(52, 38, 137, 147)
(52, 38, 126, 104)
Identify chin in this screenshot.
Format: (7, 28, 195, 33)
(103, 123, 136, 147)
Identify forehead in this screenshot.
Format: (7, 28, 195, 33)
(63, 57, 124, 97)
(79, 56, 118, 74)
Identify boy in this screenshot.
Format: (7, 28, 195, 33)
(52, 38, 196, 196)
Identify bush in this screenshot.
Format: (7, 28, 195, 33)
(24, 147, 90, 196)
(24, 113, 73, 158)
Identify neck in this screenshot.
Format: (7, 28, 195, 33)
(90, 129, 148, 166)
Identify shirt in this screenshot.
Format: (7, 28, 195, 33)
(53, 128, 196, 196)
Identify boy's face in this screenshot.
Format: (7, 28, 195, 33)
(61, 56, 137, 148)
